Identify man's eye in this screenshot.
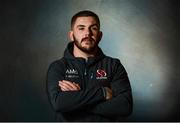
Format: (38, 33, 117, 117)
(79, 28, 84, 30)
(92, 27, 98, 30)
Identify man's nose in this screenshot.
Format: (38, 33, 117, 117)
(85, 28, 92, 37)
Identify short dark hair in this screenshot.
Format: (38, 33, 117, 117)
(71, 10, 100, 29)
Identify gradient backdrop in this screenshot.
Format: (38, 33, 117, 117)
(0, 0, 180, 121)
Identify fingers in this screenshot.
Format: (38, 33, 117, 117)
(72, 82, 81, 90)
(104, 87, 113, 100)
(59, 82, 71, 91)
(59, 80, 81, 91)
(59, 81, 73, 91)
(63, 80, 80, 90)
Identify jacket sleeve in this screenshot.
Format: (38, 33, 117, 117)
(46, 60, 105, 113)
(88, 60, 133, 118)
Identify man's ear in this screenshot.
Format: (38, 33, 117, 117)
(98, 31, 103, 42)
(68, 31, 74, 41)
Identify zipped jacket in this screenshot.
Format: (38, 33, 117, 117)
(46, 42, 133, 121)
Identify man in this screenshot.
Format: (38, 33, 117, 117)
(46, 10, 133, 121)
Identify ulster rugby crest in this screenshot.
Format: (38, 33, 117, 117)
(96, 69, 107, 79)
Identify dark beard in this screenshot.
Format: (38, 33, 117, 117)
(73, 35, 99, 54)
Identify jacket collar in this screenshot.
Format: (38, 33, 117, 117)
(64, 42, 105, 66)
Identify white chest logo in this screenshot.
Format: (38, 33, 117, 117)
(66, 69, 78, 74)
(65, 69, 79, 78)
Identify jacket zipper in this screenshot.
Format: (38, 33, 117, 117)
(84, 68, 87, 76)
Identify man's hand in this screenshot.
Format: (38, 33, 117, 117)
(59, 80, 81, 91)
(104, 87, 113, 100)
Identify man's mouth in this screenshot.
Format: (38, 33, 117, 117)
(82, 37, 94, 43)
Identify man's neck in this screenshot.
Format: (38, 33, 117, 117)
(73, 44, 97, 60)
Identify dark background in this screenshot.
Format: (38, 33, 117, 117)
(0, 0, 180, 121)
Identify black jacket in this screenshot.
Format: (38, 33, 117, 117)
(46, 42, 133, 121)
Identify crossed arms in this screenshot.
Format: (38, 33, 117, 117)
(46, 60, 133, 119)
(59, 80, 113, 100)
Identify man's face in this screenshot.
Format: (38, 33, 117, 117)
(69, 16, 102, 54)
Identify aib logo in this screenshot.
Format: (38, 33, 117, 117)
(96, 69, 107, 79)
